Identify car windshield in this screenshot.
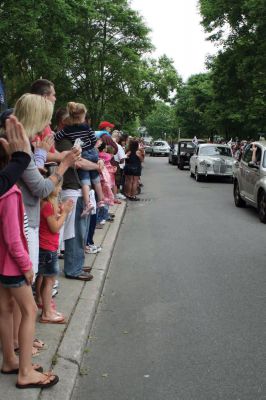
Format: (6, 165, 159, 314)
(199, 146, 232, 157)
(154, 142, 166, 147)
(180, 143, 194, 149)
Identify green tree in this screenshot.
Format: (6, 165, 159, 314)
(175, 73, 217, 138)
(199, 0, 266, 137)
(144, 101, 179, 140)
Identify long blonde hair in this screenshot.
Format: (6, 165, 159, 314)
(14, 93, 53, 139)
(65, 102, 87, 125)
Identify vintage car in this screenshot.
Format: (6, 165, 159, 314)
(190, 143, 235, 181)
(233, 141, 266, 222)
(177, 139, 205, 170)
(168, 144, 178, 165)
(150, 140, 170, 157)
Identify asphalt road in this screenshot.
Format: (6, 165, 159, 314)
(72, 157, 266, 400)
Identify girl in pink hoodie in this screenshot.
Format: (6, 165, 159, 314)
(0, 117, 58, 389)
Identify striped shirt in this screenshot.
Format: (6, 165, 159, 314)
(24, 212, 29, 240)
(54, 124, 97, 150)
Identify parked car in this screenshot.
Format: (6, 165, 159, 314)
(177, 139, 205, 170)
(150, 140, 170, 157)
(168, 144, 178, 165)
(144, 143, 153, 155)
(233, 141, 266, 222)
(190, 143, 235, 181)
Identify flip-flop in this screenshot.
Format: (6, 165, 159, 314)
(39, 315, 67, 324)
(33, 339, 48, 350)
(1, 365, 43, 374)
(16, 373, 59, 389)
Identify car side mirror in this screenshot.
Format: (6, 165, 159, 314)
(248, 161, 259, 169)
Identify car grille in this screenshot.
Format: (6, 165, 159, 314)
(213, 159, 230, 174)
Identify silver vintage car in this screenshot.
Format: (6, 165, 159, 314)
(190, 143, 235, 181)
(233, 141, 266, 222)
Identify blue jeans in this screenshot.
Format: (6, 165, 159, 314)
(97, 205, 109, 223)
(64, 197, 90, 277)
(86, 213, 97, 246)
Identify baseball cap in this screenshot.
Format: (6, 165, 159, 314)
(98, 121, 115, 130)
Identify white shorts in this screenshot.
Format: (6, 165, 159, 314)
(28, 226, 39, 274)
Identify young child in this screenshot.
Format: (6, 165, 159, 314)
(54, 102, 105, 216)
(38, 182, 73, 324)
(0, 117, 58, 389)
(97, 142, 115, 224)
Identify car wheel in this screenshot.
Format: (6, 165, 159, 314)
(258, 191, 266, 223)
(195, 167, 202, 182)
(234, 181, 245, 207)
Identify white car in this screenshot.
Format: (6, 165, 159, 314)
(190, 143, 235, 181)
(150, 140, 170, 157)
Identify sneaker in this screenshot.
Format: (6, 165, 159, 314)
(85, 244, 102, 254)
(53, 280, 59, 289)
(99, 219, 106, 225)
(52, 288, 58, 298)
(115, 193, 126, 200)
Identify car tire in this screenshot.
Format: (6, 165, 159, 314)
(195, 167, 202, 182)
(234, 181, 245, 207)
(258, 191, 266, 223)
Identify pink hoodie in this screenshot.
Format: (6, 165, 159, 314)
(0, 185, 32, 276)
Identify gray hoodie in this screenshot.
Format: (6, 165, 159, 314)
(19, 155, 55, 228)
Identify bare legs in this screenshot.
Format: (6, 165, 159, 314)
(124, 175, 139, 198)
(0, 283, 57, 385)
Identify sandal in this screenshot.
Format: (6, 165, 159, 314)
(39, 314, 67, 324)
(16, 372, 59, 389)
(15, 346, 40, 357)
(33, 339, 48, 350)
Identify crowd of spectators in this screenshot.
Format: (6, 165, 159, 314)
(0, 79, 144, 390)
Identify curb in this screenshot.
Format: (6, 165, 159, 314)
(40, 202, 126, 400)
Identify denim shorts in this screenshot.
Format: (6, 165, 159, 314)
(0, 274, 26, 288)
(38, 249, 59, 277)
(78, 148, 100, 185)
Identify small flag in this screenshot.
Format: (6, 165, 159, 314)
(0, 80, 5, 104)
(192, 136, 198, 146)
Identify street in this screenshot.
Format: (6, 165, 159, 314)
(72, 157, 266, 400)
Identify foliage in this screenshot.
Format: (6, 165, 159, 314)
(199, 0, 266, 138)
(175, 73, 217, 138)
(144, 101, 179, 140)
(0, 0, 181, 129)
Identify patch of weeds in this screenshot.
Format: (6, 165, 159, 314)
(79, 368, 89, 375)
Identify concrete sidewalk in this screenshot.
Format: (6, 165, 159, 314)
(0, 202, 126, 400)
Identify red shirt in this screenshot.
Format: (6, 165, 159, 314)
(39, 202, 59, 251)
(32, 126, 56, 153)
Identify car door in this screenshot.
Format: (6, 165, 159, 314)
(240, 144, 261, 202)
(245, 145, 262, 202)
(190, 147, 198, 172)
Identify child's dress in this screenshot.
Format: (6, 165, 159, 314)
(98, 152, 115, 206)
(99, 151, 117, 187)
